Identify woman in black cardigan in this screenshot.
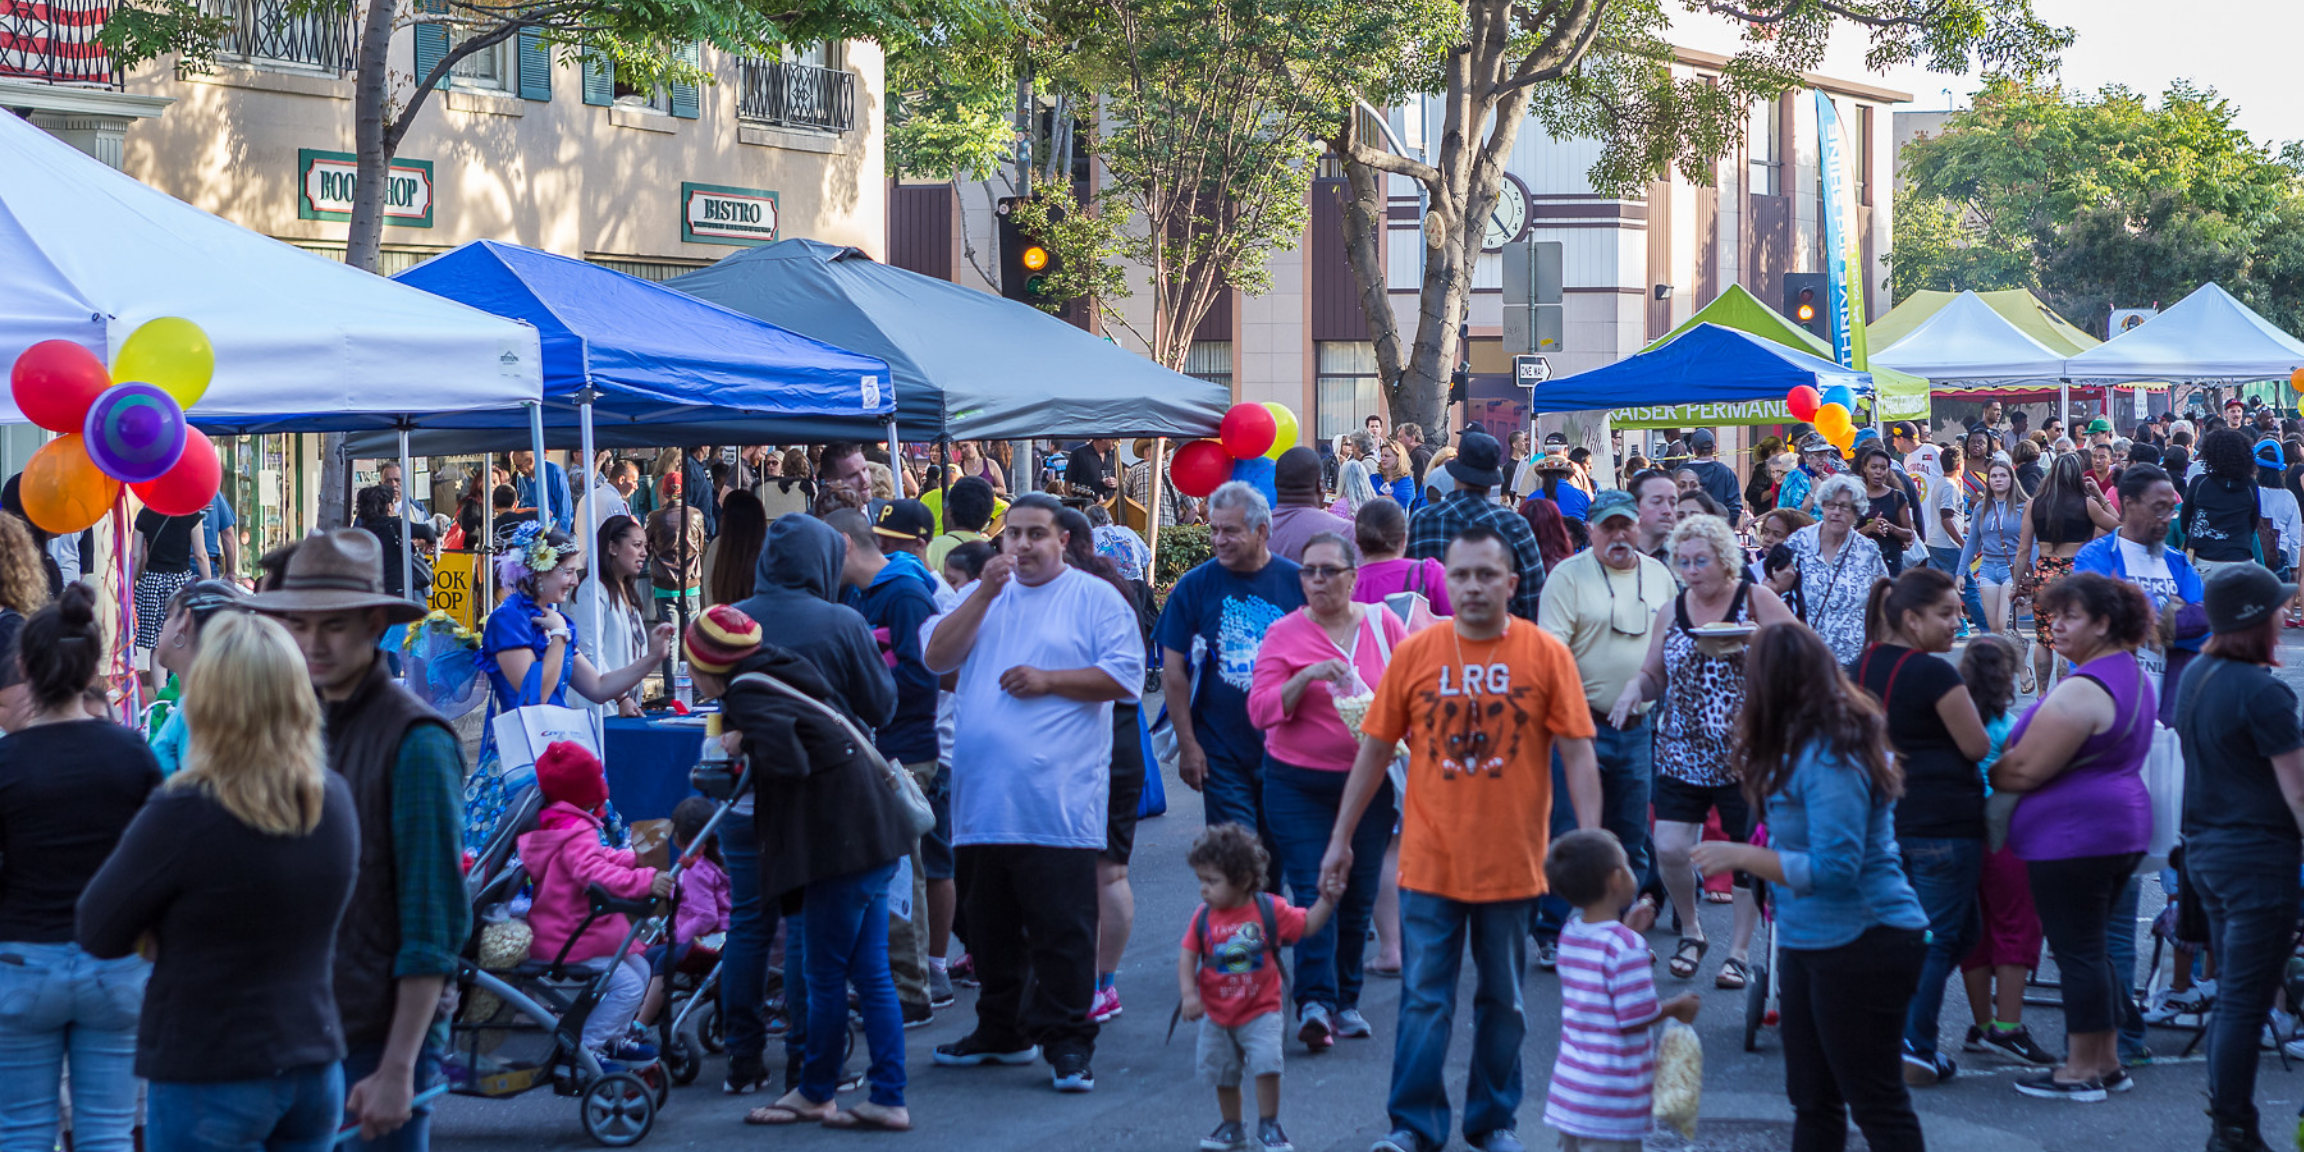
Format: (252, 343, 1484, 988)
(685, 604, 914, 1133)
(79, 613, 357, 1152)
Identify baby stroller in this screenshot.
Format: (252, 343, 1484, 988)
(1741, 823, 1781, 1053)
(657, 932, 725, 1085)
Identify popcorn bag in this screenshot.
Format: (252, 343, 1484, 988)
(1653, 1019, 1702, 1140)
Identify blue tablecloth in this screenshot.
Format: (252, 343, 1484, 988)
(604, 715, 709, 821)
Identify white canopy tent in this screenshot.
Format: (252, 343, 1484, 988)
(1871, 291, 2069, 385)
(2063, 282, 2304, 385)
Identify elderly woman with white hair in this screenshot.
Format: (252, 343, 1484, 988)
(1329, 459, 1380, 520)
(1610, 513, 1797, 988)
(1787, 472, 1890, 664)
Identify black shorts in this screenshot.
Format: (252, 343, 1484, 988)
(1652, 775, 1755, 840)
(1105, 702, 1146, 865)
(921, 762, 955, 881)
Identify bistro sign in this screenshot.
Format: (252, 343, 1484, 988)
(682, 182, 779, 247)
(297, 149, 434, 227)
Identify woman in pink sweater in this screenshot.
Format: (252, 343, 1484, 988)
(516, 741, 671, 1065)
(1246, 532, 1407, 1049)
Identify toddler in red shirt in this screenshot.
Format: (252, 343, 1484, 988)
(1178, 824, 1339, 1152)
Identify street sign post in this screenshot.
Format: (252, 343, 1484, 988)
(1514, 355, 1551, 388)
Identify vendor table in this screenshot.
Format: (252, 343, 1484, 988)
(604, 714, 710, 821)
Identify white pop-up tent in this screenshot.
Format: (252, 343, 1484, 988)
(2063, 282, 2304, 384)
(1871, 291, 2069, 385)
(0, 111, 542, 434)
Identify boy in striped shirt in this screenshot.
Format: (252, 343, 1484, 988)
(1542, 830, 1701, 1150)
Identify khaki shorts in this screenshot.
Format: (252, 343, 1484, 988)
(1195, 1012, 1284, 1087)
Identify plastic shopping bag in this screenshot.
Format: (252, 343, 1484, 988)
(1654, 1019, 1703, 1139)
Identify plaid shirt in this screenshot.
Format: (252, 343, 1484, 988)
(393, 723, 471, 981)
(1404, 490, 1548, 620)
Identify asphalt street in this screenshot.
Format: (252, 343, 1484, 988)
(433, 637, 2304, 1152)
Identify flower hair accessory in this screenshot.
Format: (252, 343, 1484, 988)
(495, 520, 579, 589)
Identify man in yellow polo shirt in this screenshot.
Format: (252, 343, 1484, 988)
(927, 476, 1003, 573)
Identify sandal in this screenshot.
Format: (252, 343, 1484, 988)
(1703, 889, 1735, 905)
(745, 1105, 824, 1126)
(1366, 961, 1403, 978)
(1715, 957, 1751, 991)
(1626, 894, 1662, 934)
(1668, 937, 1708, 980)
(822, 1104, 912, 1132)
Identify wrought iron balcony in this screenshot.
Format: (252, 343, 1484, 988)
(737, 56, 853, 133)
(211, 0, 351, 70)
(0, 0, 120, 86)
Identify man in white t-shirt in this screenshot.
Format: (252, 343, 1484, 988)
(1919, 444, 1985, 629)
(920, 493, 1144, 1094)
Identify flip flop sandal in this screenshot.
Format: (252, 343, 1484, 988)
(1668, 937, 1708, 980)
(1366, 962, 1403, 978)
(822, 1108, 912, 1132)
(745, 1105, 826, 1126)
(1703, 890, 1735, 904)
(1715, 957, 1751, 991)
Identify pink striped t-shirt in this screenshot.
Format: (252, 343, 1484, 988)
(1543, 915, 1662, 1142)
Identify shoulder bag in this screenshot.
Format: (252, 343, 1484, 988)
(732, 670, 936, 840)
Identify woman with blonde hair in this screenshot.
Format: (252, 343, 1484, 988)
(0, 512, 50, 730)
(80, 612, 359, 1152)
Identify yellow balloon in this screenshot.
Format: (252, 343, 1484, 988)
(1261, 402, 1299, 460)
(1815, 403, 1852, 441)
(113, 317, 214, 409)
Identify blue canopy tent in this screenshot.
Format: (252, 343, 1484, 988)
(1528, 323, 1874, 418)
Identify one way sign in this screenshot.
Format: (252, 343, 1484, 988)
(1513, 355, 1552, 387)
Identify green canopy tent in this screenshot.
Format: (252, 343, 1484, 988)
(1632, 284, 1929, 425)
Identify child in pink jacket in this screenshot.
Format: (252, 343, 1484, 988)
(517, 740, 670, 1064)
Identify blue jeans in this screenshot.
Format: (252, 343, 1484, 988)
(1535, 716, 1652, 939)
(1203, 747, 1281, 891)
(1389, 893, 1528, 1149)
(801, 860, 904, 1109)
(1899, 837, 1983, 1057)
(1928, 546, 1986, 629)
(339, 1043, 442, 1152)
(2191, 846, 2303, 1130)
(0, 942, 145, 1152)
(148, 1063, 343, 1152)
(1263, 757, 1393, 1015)
(719, 813, 809, 1073)
(2109, 876, 2148, 1060)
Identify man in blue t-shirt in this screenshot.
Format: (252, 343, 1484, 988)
(203, 490, 236, 582)
(1156, 480, 1302, 888)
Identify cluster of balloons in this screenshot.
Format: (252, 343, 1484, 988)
(1785, 382, 1860, 457)
(1168, 401, 1301, 499)
(8, 318, 221, 535)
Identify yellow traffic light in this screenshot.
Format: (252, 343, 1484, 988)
(1796, 288, 1817, 323)
(1022, 245, 1050, 272)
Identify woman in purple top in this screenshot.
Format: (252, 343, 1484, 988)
(1992, 572, 2156, 1104)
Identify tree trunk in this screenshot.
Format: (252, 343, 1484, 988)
(320, 0, 401, 530)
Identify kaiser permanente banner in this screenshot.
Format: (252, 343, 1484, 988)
(1813, 91, 1869, 374)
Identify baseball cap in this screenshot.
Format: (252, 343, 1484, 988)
(1796, 432, 1833, 454)
(2204, 562, 2299, 635)
(872, 498, 934, 544)
(1542, 431, 1569, 448)
(1688, 429, 1716, 451)
(1888, 421, 1919, 442)
(1588, 489, 1638, 525)
(2085, 417, 2113, 434)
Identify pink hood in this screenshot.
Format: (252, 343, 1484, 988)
(516, 801, 657, 964)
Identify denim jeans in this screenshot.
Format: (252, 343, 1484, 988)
(0, 941, 146, 1152)
(1781, 926, 1927, 1152)
(1898, 837, 1983, 1057)
(148, 1063, 343, 1152)
(1389, 892, 1529, 1149)
(2109, 875, 2148, 1059)
(1928, 546, 1986, 629)
(1202, 748, 1280, 889)
(1263, 757, 1393, 1015)
(719, 812, 807, 1073)
(800, 860, 905, 1109)
(2190, 846, 2303, 1131)
(340, 1042, 442, 1152)
(1535, 716, 1652, 940)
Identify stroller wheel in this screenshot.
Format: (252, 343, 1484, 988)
(664, 1033, 699, 1087)
(697, 999, 725, 1055)
(579, 1072, 656, 1147)
(640, 1062, 670, 1108)
(1743, 967, 1769, 1053)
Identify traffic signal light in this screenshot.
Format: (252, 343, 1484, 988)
(996, 196, 1061, 304)
(1783, 272, 1830, 342)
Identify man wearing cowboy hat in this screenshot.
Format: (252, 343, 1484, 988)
(250, 530, 466, 1150)
(1516, 452, 1590, 523)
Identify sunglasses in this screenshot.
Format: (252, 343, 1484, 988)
(1299, 564, 1354, 581)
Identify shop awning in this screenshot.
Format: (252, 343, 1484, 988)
(2063, 282, 2304, 384)
(0, 111, 541, 433)
(1530, 323, 1872, 422)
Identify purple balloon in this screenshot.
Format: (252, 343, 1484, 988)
(83, 382, 187, 484)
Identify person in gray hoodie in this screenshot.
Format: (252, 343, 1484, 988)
(719, 513, 898, 1096)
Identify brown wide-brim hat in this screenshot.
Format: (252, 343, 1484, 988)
(1532, 453, 1575, 474)
(246, 528, 429, 624)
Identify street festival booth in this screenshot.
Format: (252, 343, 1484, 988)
(0, 111, 544, 710)
(1870, 291, 2069, 396)
(1628, 284, 1929, 430)
(2062, 283, 2304, 422)
(1531, 324, 1876, 451)
(1864, 287, 2166, 418)
(343, 240, 895, 817)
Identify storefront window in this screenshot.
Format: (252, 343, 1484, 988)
(1315, 341, 1381, 440)
(1185, 341, 1233, 389)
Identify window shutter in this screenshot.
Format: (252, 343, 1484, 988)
(581, 46, 614, 106)
(412, 3, 448, 90)
(517, 27, 551, 102)
(669, 42, 700, 119)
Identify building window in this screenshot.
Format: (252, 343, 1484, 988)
(1748, 98, 1780, 198)
(1185, 341, 1233, 390)
(614, 72, 670, 112)
(737, 46, 856, 132)
(1315, 341, 1382, 441)
(451, 34, 510, 92)
(211, 0, 353, 71)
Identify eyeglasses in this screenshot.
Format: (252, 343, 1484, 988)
(1820, 501, 1859, 513)
(1605, 561, 1649, 636)
(1299, 564, 1353, 581)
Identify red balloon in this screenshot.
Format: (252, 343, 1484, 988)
(10, 340, 112, 434)
(1786, 385, 1822, 422)
(129, 427, 219, 516)
(1218, 402, 1277, 459)
(1169, 439, 1235, 499)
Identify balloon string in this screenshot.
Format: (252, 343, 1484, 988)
(112, 493, 139, 723)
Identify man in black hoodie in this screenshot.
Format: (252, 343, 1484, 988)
(718, 514, 897, 1094)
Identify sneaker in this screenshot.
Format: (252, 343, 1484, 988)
(950, 953, 980, 988)
(1900, 1043, 1955, 1085)
(1333, 1007, 1373, 1039)
(1369, 1132, 1429, 1152)
(601, 1036, 658, 1065)
(1049, 1049, 1095, 1093)
(1533, 939, 1558, 971)
(2101, 1067, 2134, 1094)
(2207, 1123, 2278, 1152)
(1961, 1025, 1991, 1053)
(2281, 1036, 2304, 1061)
(1470, 1132, 1525, 1152)
(932, 1033, 1039, 1066)
(1199, 1120, 1249, 1152)
(902, 1001, 935, 1030)
(1257, 1118, 1295, 1152)
(1297, 1003, 1335, 1051)
(722, 1053, 769, 1095)
(1978, 1025, 2057, 1066)
(928, 965, 957, 1008)
(1090, 985, 1123, 1023)
(2014, 1072, 2106, 1102)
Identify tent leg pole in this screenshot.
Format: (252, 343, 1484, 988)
(884, 416, 901, 496)
(527, 401, 550, 530)
(397, 424, 415, 652)
(480, 455, 494, 620)
(1146, 438, 1167, 580)
(2059, 379, 2069, 443)
(580, 399, 600, 664)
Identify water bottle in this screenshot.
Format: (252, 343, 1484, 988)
(673, 660, 694, 709)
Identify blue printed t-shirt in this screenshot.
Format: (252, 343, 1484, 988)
(1154, 556, 1304, 765)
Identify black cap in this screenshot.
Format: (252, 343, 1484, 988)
(1889, 421, 1919, 441)
(2204, 562, 2298, 635)
(1688, 429, 1717, 452)
(1443, 430, 1506, 488)
(872, 498, 934, 544)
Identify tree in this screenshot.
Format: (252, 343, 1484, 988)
(1327, 0, 2071, 438)
(105, 0, 1004, 521)
(1890, 78, 2304, 336)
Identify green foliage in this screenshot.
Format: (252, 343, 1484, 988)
(1153, 523, 1211, 589)
(1889, 78, 2304, 334)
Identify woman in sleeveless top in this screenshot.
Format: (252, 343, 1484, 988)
(1609, 514, 1795, 988)
(2012, 452, 2118, 691)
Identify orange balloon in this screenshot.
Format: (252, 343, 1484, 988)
(22, 434, 119, 535)
(2290, 367, 2304, 395)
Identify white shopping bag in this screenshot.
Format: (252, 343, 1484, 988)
(2140, 721, 2184, 874)
(491, 704, 605, 780)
